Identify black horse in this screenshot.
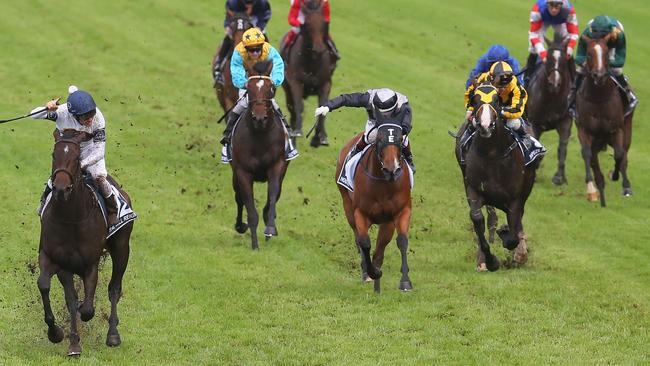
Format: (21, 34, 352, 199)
(526, 34, 574, 185)
(229, 61, 290, 250)
(455, 82, 541, 271)
(576, 34, 633, 206)
(38, 129, 133, 356)
(281, 0, 337, 147)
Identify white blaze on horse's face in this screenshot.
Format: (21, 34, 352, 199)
(478, 105, 493, 132)
(550, 49, 561, 87)
(594, 43, 604, 71)
(256, 79, 264, 92)
(64, 145, 69, 155)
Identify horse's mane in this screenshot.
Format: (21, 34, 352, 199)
(251, 60, 272, 76)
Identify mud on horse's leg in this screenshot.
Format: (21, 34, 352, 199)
(355, 211, 382, 280)
(58, 271, 82, 356)
(37, 253, 64, 344)
(468, 196, 499, 272)
(106, 229, 131, 347)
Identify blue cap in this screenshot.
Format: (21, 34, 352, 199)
(66, 90, 96, 116)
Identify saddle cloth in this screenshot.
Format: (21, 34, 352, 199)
(337, 145, 414, 192)
(40, 176, 137, 239)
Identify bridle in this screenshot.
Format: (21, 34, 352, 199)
(247, 75, 274, 105)
(50, 138, 81, 185)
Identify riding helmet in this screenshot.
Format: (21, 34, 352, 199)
(489, 61, 514, 87)
(67, 90, 96, 116)
(242, 28, 265, 48)
(372, 88, 398, 114)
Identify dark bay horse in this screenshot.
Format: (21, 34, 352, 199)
(213, 13, 252, 114)
(526, 34, 573, 185)
(576, 35, 633, 206)
(455, 83, 541, 271)
(230, 61, 290, 250)
(281, 0, 337, 147)
(38, 129, 133, 356)
(335, 123, 412, 293)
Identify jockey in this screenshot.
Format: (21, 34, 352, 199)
(314, 88, 416, 172)
(281, 0, 340, 59)
(32, 86, 119, 226)
(465, 45, 523, 88)
(464, 61, 545, 151)
(568, 15, 638, 117)
(524, 0, 579, 84)
(213, 0, 272, 83)
(220, 27, 298, 162)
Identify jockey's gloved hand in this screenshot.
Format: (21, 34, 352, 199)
(464, 110, 473, 122)
(46, 98, 61, 111)
(315, 106, 330, 117)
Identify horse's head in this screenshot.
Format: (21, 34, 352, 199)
(51, 129, 92, 201)
(543, 34, 571, 92)
(583, 34, 611, 85)
(300, 0, 328, 54)
(373, 123, 404, 181)
(470, 82, 500, 138)
(245, 60, 275, 126)
(227, 12, 253, 46)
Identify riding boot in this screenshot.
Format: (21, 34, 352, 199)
(567, 73, 584, 119)
(104, 193, 119, 227)
(615, 74, 638, 115)
(402, 144, 416, 174)
(524, 53, 537, 86)
(220, 111, 240, 162)
(36, 182, 52, 216)
(514, 122, 545, 153)
(213, 36, 232, 84)
(273, 106, 299, 160)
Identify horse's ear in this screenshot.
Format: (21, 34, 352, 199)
(75, 131, 94, 144)
(265, 60, 273, 75)
(53, 128, 62, 141)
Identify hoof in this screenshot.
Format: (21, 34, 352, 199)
(497, 226, 519, 250)
(551, 173, 567, 186)
(361, 272, 372, 283)
(476, 263, 488, 272)
(399, 280, 413, 291)
(291, 129, 303, 137)
(486, 254, 500, 272)
(310, 137, 321, 148)
(368, 268, 383, 280)
(587, 192, 599, 202)
(67, 344, 82, 357)
(79, 306, 95, 322)
(319, 137, 329, 146)
(235, 222, 248, 234)
(106, 333, 121, 347)
(622, 188, 633, 197)
(264, 226, 277, 237)
(48, 326, 65, 343)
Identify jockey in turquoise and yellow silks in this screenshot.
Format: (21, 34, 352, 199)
(220, 27, 298, 163)
(464, 61, 544, 152)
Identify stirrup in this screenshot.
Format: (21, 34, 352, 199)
(221, 144, 232, 163)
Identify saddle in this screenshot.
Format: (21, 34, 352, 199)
(459, 125, 545, 167)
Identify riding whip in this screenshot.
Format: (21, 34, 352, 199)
(306, 117, 319, 139)
(0, 97, 60, 124)
(216, 91, 248, 124)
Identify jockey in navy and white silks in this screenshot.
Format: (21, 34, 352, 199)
(315, 88, 416, 172)
(31, 86, 119, 225)
(220, 27, 297, 163)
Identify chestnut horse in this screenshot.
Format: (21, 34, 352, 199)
(526, 34, 573, 185)
(38, 129, 133, 356)
(335, 123, 412, 293)
(455, 82, 541, 271)
(213, 13, 252, 114)
(576, 35, 633, 206)
(230, 61, 290, 250)
(281, 0, 337, 147)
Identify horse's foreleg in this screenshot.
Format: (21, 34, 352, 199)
(106, 230, 131, 347)
(236, 170, 259, 249)
(37, 252, 64, 344)
(263, 162, 286, 238)
(468, 194, 499, 271)
(610, 130, 625, 182)
(590, 146, 606, 207)
(395, 206, 413, 291)
(553, 117, 572, 185)
(288, 80, 304, 135)
(354, 210, 381, 281)
(504, 202, 528, 266)
(312, 81, 332, 147)
(371, 222, 394, 294)
(233, 172, 248, 234)
(578, 128, 598, 202)
(78, 264, 98, 322)
(57, 271, 81, 356)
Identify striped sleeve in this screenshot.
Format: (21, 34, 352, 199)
(566, 6, 579, 55)
(502, 81, 527, 119)
(528, 3, 546, 58)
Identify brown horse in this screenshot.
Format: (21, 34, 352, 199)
(526, 34, 573, 185)
(576, 35, 633, 206)
(37, 129, 133, 356)
(281, 0, 337, 147)
(230, 61, 290, 250)
(455, 82, 540, 271)
(213, 13, 252, 114)
(335, 123, 412, 293)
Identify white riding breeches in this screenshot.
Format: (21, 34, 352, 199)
(506, 118, 523, 130)
(85, 159, 112, 197)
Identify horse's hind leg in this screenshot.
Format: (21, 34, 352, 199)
(553, 117, 572, 185)
(57, 270, 82, 356)
(486, 206, 498, 244)
(233, 173, 248, 234)
(355, 213, 382, 281)
(37, 252, 64, 344)
(106, 226, 131, 347)
(312, 81, 332, 147)
(578, 128, 599, 203)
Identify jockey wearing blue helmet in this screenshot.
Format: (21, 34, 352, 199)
(67, 90, 97, 124)
(465, 45, 523, 88)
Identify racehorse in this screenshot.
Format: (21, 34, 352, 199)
(526, 33, 573, 185)
(213, 13, 253, 114)
(230, 60, 290, 250)
(335, 122, 412, 293)
(37, 129, 133, 356)
(455, 82, 541, 271)
(576, 34, 633, 206)
(281, 0, 337, 147)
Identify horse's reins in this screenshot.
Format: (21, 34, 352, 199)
(246, 75, 275, 105)
(50, 139, 82, 184)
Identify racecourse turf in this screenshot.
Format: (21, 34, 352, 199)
(0, 0, 649, 364)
